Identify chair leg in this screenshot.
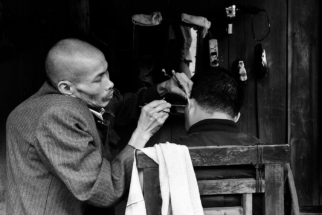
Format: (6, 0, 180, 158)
(243, 194, 252, 215)
(285, 163, 300, 215)
(265, 164, 284, 215)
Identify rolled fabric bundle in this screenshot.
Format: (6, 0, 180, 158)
(181, 13, 211, 38)
(181, 13, 211, 29)
(132, 11, 162, 26)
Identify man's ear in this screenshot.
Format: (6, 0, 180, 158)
(184, 98, 196, 131)
(188, 98, 197, 114)
(57, 80, 74, 96)
(234, 112, 241, 123)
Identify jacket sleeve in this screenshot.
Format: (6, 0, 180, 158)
(34, 103, 135, 207)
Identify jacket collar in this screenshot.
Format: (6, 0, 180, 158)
(33, 81, 60, 97)
(187, 119, 239, 135)
(89, 108, 105, 121)
(38, 81, 115, 118)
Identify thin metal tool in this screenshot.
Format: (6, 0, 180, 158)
(139, 104, 186, 108)
(139, 105, 185, 116)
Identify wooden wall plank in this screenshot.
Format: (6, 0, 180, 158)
(258, 0, 287, 144)
(244, 0, 287, 145)
(288, 0, 321, 207)
(240, 0, 260, 138)
(227, 0, 258, 137)
(238, 75, 258, 136)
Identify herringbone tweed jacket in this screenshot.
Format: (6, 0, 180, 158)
(6, 81, 161, 215)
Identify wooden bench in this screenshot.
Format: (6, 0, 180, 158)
(136, 144, 290, 215)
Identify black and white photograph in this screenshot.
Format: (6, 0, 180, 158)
(0, 0, 321, 214)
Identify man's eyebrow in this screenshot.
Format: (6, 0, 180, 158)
(95, 71, 106, 78)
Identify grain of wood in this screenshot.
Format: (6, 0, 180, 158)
(198, 179, 265, 195)
(203, 207, 243, 215)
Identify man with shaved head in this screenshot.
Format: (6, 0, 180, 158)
(6, 38, 192, 215)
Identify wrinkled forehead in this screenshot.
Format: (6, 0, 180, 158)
(53, 49, 107, 82)
(72, 53, 108, 79)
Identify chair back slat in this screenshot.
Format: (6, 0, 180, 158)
(198, 178, 265, 195)
(136, 144, 290, 168)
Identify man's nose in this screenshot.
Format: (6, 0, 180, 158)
(105, 78, 114, 90)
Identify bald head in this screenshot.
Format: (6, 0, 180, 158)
(45, 38, 103, 87)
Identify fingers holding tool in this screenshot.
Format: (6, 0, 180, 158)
(137, 100, 171, 138)
(171, 70, 193, 99)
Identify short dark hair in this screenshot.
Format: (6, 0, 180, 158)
(190, 67, 243, 118)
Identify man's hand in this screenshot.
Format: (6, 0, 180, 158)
(157, 71, 193, 99)
(128, 100, 171, 149)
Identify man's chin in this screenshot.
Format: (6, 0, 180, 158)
(100, 99, 111, 107)
(101, 95, 113, 106)
(87, 100, 110, 109)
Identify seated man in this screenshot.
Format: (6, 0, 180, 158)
(174, 67, 264, 212)
(176, 67, 261, 147)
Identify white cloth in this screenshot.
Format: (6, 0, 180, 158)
(181, 13, 211, 29)
(132, 12, 162, 26)
(181, 13, 211, 38)
(126, 142, 204, 215)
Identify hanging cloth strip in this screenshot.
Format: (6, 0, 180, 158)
(125, 143, 204, 215)
(181, 13, 211, 38)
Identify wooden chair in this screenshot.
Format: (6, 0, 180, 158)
(136, 144, 290, 215)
